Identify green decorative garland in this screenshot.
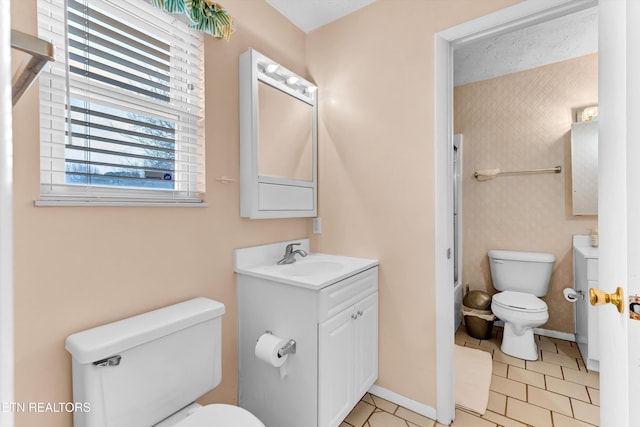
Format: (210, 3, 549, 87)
(151, 0, 234, 40)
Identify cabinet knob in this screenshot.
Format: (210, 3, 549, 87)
(357, 310, 363, 317)
(351, 313, 358, 320)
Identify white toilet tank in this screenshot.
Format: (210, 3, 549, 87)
(488, 250, 555, 296)
(65, 297, 225, 427)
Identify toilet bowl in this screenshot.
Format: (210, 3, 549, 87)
(488, 250, 555, 360)
(491, 291, 549, 360)
(65, 298, 265, 427)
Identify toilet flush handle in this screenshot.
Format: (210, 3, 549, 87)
(93, 355, 122, 367)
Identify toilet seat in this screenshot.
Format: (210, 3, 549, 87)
(493, 291, 547, 313)
(174, 404, 264, 427)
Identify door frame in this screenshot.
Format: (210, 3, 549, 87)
(433, 0, 598, 423)
(0, 0, 14, 425)
(453, 134, 463, 331)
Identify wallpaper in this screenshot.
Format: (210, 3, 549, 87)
(454, 54, 598, 333)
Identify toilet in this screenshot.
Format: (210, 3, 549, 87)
(65, 297, 264, 427)
(488, 250, 555, 360)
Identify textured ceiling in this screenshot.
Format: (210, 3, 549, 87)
(454, 7, 598, 87)
(265, 0, 377, 32)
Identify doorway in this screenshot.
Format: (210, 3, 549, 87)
(434, 0, 599, 424)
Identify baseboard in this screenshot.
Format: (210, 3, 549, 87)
(368, 384, 437, 421)
(533, 327, 575, 342)
(493, 321, 576, 342)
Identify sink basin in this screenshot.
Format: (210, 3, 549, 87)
(234, 239, 378, 289)
(282, 260, 344, 277)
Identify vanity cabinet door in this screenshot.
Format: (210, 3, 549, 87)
(586, 259, 600, 365)
(354, 292, 378, 399)
(318, 291, 378, 427)
(318, 308, 355, 427)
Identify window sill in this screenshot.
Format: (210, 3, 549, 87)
(34, 200, 209, 208)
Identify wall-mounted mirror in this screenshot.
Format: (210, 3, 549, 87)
(258, 81, 313, 181)
(571, 112, 598, 215)
(239, 48, 317, 219)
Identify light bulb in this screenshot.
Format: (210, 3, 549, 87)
(265, 63, 279, 73)
(287, 76, 299, 85)
(306, 85, 317, 94)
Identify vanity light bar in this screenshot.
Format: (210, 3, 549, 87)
(258, 59, 317, 100)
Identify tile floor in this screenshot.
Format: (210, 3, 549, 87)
(340, 326, 599, 427)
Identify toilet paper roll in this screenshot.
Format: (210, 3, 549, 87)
(255, 333, 289, 368)
(563, 288, 579, 303)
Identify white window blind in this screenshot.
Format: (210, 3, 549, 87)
(38, 0, 205, 205)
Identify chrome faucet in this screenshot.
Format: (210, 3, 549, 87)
(277, 243, 308, 264)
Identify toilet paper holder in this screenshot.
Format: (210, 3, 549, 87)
(563, 288, 584, 302)
(264, 330, 297, 358)
(278, 339, 297, 358)
(571, 289, 585, 300)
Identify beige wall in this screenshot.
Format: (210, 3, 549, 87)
(306, 0, 520, 408)
(454, 54, 598, 333)
(11, 1, 311, 426)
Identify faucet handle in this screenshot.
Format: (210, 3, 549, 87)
(285, 242, 301, 253)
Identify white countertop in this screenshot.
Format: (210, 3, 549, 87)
(234, 252, 378, 290)
(575, 245, 599, 259)
(573, 234, 599, 259)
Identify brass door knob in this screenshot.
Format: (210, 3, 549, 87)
(589, 286, 624, 313)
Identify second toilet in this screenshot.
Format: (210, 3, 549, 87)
(489, 250, 555, 360)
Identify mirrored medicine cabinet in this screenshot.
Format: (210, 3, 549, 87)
(571, 114, 598, 216)
(239, 48, 317, 219)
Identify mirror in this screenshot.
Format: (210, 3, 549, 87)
(571, 118, 598, 215)
(239, 48, 317, 219)
(258, 81, 313, 181)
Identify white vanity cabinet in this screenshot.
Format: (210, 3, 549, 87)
(573, 237, 599, 371)
(235, 245, 378, 427)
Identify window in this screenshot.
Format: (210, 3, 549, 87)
(38, 0, 204, 205)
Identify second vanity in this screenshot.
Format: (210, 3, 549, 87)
(234, 239, 379, 427)
(573, 235, 599, 372)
